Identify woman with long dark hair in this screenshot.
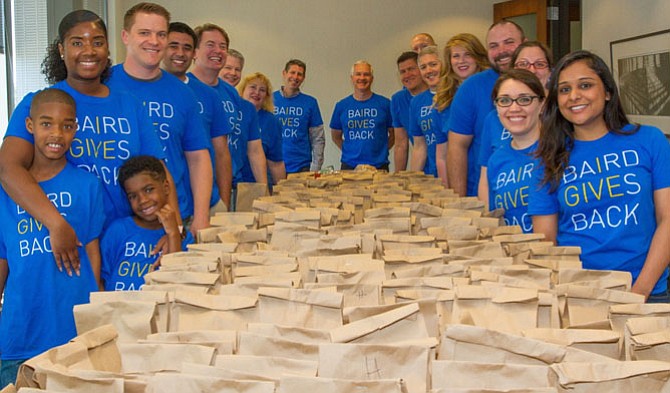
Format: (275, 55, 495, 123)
(530, 50, 670, 302)
(0, 10, 168, 273)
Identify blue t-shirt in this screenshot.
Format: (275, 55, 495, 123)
(5, 80, 164, 228)
(185, 75, 233, 207)
(107, 65, 211, 219)
(100, 216, 193, 291)
(408, 90, 448, 177)
(390, 88, 414, 145)
(273, 90, 323, 173)
(231, 100, 262, 185)
(329, 93, 392, 168)
(479, 109, 512, 168)
(257, 109, 284, 163)
(487, 141, 537, 233)
(528, 125, 670, 294)
(0, 164, 104, 359)
(446, 68, 499, 196)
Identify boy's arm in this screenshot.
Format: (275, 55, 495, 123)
(0, 137, 81, 275)
(156, 204, 183, 254)
(85, 239, 103, 291)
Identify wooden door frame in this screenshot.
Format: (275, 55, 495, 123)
(493, 0, 548, 44)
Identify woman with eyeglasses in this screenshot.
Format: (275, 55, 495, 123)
(478, 41, 553, 207)
(484, 69, 545, 232)
(529, 50, 670, 302)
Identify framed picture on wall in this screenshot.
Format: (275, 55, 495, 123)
(610, 29, 670, 137)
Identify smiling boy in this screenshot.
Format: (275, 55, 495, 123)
(0, 89, 104, 387)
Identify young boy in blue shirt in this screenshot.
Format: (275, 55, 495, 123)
(100, 155, 193, 291)
(0, 89, 105, 388)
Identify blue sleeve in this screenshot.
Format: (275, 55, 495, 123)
(478, 111, 498, 167)
(446, 79, 477, 136)
(329, 101, 343, 130)
(181, 92, 211, 152)
(263, 115, 284, 162)
(648, 126, 670, 190)
(85, 178, 106, 243)
(309, 97, 324, 128)
(211, 91, 233, 138)
(100, 222, 122, 284)
(527, 163, 559, 216)
(5, 93, 36, 142)
(136, 104, 166, 160)
(247, 107, 261, 142)
(408, 98, 422, 138)
(181, 231, 195, 250)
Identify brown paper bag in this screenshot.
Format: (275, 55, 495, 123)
(171, 292, 258, 331)
(608, 303, 670, 336)
(629, 330, 670, 361)
(143, 330, 237, 356)
(237, 331, 320, 361)
(143, 271, 221, 293)
(41, 369, 124, 393)
(145, 373, 274, 393)
(180, 362, 277, 386)
(118, 343, 215, 374)
(305, 282, 381, 307)
(522, 328, 621, 359)
(317, 340, 435, 393)
(295, 234, 362, 257)
(558, 268, 632, 291)
(438, 324, 617, 365)
(449, 242, 506, 258)
(549, 360, 670, 392)
(210, 211, 259, 228)
(329, 303, 428, 343)
(236, 182, 269, 212)
(558, 284, 644, 328)
(382, 277, 455, 305)
(452, 285, 539, 334)
(257, 287, 343, 329)
(89, 291, 171, 333)
(431, 389, 557, 393)
(277, 375, 407, 393)
(215, 355, 317, 379)
(432, 360, 551, 390)
(304, 255, 384, 284)
(625, 316, 670, 361)
(73, 301, 157, 342)
(16, 325, 122, 389)
(391, 263, 467, 279)
(246, 322, 331, 343)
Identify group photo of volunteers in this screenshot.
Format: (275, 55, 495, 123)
(0, 0, 669, 391)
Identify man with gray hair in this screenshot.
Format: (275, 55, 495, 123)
(330, 60, 393, 170)
(273, 59, 325, 173)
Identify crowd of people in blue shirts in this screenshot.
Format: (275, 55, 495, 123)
(0, 2, 669, 388)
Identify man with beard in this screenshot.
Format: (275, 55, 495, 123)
(390, 51, 428, 171)
(446, 20, 525, 197)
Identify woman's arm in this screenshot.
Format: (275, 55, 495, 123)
(532, 214, 558, 245)
(247, 139, 268, 185)
(0, 137, 80, 274)
(212, 135, 232, 210)
(632, 187, 670, 299)
(436, 141, 448, 188)
(479, 166, 489, 210)
(410, 137, 427, 172)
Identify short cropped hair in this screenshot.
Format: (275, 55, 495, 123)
(284, 59, 306, 73)
(124, 2, 170, 31)
(169, 22, 197, 47)
(396, 51, 418, 66)
(30, 89, 76, 118)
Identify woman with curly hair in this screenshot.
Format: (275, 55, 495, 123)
(529, 50, 670, 302)
(0, 10, 169, 273)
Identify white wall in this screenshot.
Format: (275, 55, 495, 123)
(112, 0, 498, 170)
(582, 0, 670, 69)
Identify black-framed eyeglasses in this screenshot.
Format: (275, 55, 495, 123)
(514, 60, 549, 70)
(494, 96, 541, 107)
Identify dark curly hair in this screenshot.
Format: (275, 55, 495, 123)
(41, 10, 111, 84)
(536, 50, 637, 191)
(119, 155, 167, 191)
